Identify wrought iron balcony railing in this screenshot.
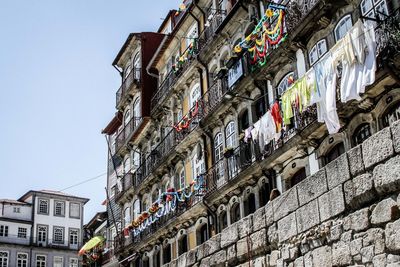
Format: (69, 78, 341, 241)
(197, 8, 227, 52)
(204, 105, 318, 196)
(115, 117, 143, 154)
(151, 44, 198, 110)
(116, 68, 141, 109)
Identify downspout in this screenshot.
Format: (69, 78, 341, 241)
(198, 58, 209, 93)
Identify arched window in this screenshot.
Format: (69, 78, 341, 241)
(133, 199, 140, 220)
(154, 250, 161, 267)
(230, 203, 241, 224)
(133, 97, 141, 127)
(290, 168, 307, 188)
(124, 63, 132, 79)
(178, 235, 188, 256)
(259, 181, 271, 207)
(197, 224, 208, 245)
(124, 157, 131, 174)
(178, 168, 185, 189)
(142, 197, 149, 213)
(186, 24, 198, 48)
(253, 94, 268, 121)
(142, 258, 149, 267)
(152, 189, 159, 203)
(225, 121, 236, 148)
(219, 211, 228, 232)
(239, 110, 249, 132)
(277, 72, 294, 96)
(133, 52, 141, 80)
(132, 150, 141, 171)
(334, 15, 352, 42)
(190, 84, 201, 108)
(163, 243, 171, 264)
(214, 132, 224, 178)
(352, 123, 371, 147)
(361, 0, 388, 21)
(124, 207, 131, 227)
(244, 193, 256, 216)
(382, 103, 400, 128)
(309, 39, 328, 66)
(322, 142, 345, 167)
(124, 109, 131, 126)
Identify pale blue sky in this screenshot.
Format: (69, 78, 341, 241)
(0, 0, 179, 222)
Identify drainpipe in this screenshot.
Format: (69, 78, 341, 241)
(197, 58, 209, 92)
(193, 0, 205, 25)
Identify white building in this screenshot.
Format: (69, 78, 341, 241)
(0, 190, 89, 267)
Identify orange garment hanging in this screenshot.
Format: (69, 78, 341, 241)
(271, 101, 282, 132)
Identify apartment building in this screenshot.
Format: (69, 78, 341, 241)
(0, 190, 89, 267)
(102, 0, 400, 266)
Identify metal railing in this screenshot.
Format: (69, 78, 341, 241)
(197, 9, 227, 52)
(151, 44, 198, 110)
(115, 117, 143, 153)
(116, 68, 141, 108)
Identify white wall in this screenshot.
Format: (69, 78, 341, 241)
(0, 220, 31, 245)
(0, 203, 32, 221)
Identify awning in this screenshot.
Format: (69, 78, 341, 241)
(79, 236, 105, 255)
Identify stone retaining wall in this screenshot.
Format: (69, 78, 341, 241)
(164, 121, 400, 267)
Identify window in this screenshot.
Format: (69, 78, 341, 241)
(132, 150, 141, 171)
(69, 258, 78, 267)
(179, 169, 185, 189)
(361, 0, 388, 21)
(133, 52, 141, 80)
(17, 253, 28, 267)
(353, 123, 371, 146)
(35, 255, 46, 267)
(133, 200, 141, 220)
(225, 121, 236, 148)
(13, 207, 21, 213)
(219, 211, 228, 231)
(18, 227, 27, 239)
(309, 39, 328, 66)
(186, 24, 198, 48)
(124, 207, 131, 227)
(190, 84, 201, 108)
(37, 225, 47, 243)
(277, 72, 294, 96)
(198, 224, 208, 245)
(239, 110, 250, 132)
(290, 168, 307, 187)
(322, 142, 345, 166)
(124, 109, 131, 126)
(0, 252, 8, 267)
(124, 157, 131, 174)
(53, 227, 64, 244)
(334, 15, 353, 42)
(133, 97, 141, 127)
(0, 226, 8, 237)
(244, 193, 256, 216)
(69, 229, 79, 246)
(163, 244, 171, 264)
(53, 256, 63, 267)
(259, 181, 272, 207)
(214, 133, 224, 178)
(382, 103, 400, 128)
(253, 95, 267, 121)
(178, 235, 188, 256)
(38, 199, 49, 214)
(124, 63, 132, 80)
(54, 201, 65, 216)
(154, 250, 161, 267)
(231, 203, 241, 223)
(69, 203, 80, 218)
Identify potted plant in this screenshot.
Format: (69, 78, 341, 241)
(223, 147, 234, 158)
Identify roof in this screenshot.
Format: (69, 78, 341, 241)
(18, 190, 90, 204)
(112, 33, 140, 67)
(101, 112, 122, 135)
(84, 211, 108, 230)
(0, 199, 30, 205)
(157, 10, 176, 33)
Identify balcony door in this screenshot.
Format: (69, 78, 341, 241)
(133, 52, 141, 80)
(133, 97, 141, 128)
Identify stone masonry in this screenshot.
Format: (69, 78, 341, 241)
(163, 121, 400, 267)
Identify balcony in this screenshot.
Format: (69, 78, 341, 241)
(115, 117, 143, 155)
(116, 68, 141, 110)
(204, 105, 318, 197)
(114, 173, 134, 202)
(115, 193, 202, 251)
(151, 44, 198, 111)
(197, 8, 227, 53)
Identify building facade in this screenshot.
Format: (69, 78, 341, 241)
(0, 190, 89, 267)
(102, 0, 400, 266)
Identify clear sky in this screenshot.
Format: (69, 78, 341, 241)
(0, 0, 179, 223)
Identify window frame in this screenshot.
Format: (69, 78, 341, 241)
(35, 255, 46, 267)
(309, 39, 328, 66)
(360, 0, 388, 21)
(69, 228, 79, 246)
(53, 226, 65, 244)
(0, 251, 8, 267)
(69, 202, 81, 219)
(37, 225, 48, 243)
(69, 258, 78, 267)
(54, 201, 65, 217)
(277, 72, 295, 96)
(352, 123, 372, 147)
(37, 198, 49, 215)
(334, 14, 353, 42)
(17, 253, 28, 267)
(17, 227, 27, 239)
(53, 256, 63, 267)
(0, 225, 8, 237)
